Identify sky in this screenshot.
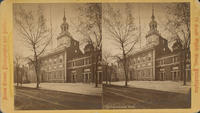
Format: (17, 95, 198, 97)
(13, 3, 186, 61)
(102, 3, 179, 58)
(13, 3, 86, 58)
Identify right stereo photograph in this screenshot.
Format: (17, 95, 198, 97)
(102, 3, 191, 109)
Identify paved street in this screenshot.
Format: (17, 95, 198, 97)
(103, 84, 191, 109)
(15, 87, 102, 110)
(15, 83, 102, 96)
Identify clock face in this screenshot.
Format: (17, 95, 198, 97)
(148, 35, 159, 45)
(57, 35, 71, 47)
(58, 37, 65, 46)
(64, 36, 71, 47)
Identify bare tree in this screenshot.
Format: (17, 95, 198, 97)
(77, 3, 102, 87)
(103, 4, 138, 87)
(14, 6, 51, 88)
(14, 54, 22, 87)
(102, 50, 112, 85)
(166, 3, 190, 85)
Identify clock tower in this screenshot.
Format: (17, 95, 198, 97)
(146, 6, 160, 46)
(57, 9, 72, 47)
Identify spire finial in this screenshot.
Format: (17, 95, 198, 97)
(64, 8, 65, 17)
(151, 4, 155, 20)
(63, 8, 66, 22)
(148, 4, 158, 33)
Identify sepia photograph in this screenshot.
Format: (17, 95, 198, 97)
(13, 2, 191, 110)
(13, 3, 102, 110)
(102, 3, 191, 109)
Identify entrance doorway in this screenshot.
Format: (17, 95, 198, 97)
(71, 71, 77, 83)
(171, 71, 180, 81)
(83, 73, 91, 83)
(159, 72, 165, 81)
(98, 71, 102, 84)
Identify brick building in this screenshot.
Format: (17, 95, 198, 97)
(116, 8, 191, 81)
(27, 11, 103, 84)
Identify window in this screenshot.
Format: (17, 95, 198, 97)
(84, 59, 86, 65)
(138, 57, 140, 63)
(142, 57, 144, 62)
(89, 58, 91, 64)
(174, 56, 176, 62)
(75, 49, 77, 53)
(160, 60, 164, 65)
(69, 62, 72, 67)
(86, 58, 89, 64)
(156, 61, 160, 66)
(164, 59, 168, 64)
(54, 58, 56, 64)
(84, 58, 90, 65)
(59, 58, 62, 63)
(169, 57, 172, 63)
(163, 48, 166, 52)
(59, 55, 63, 63)
(98, 56, 101, 61)
(147, 56, 151, 61)
(174, 56, 179, 62)
(49, 59, 52, 64)
(80, 60, 83, 66)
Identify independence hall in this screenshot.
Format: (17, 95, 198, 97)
(28, 12, 103, 83)
(117, 8, 191, 81)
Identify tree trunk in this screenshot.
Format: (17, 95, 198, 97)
(125, 70, 128, 87)
(21, 68, 23, 86)
(35, 65, 40, 88)
(35, 58, 40, 88)
(95, 54, 98, 87)
(16, 67, 19, 87)
(33, 45, 40, 89)
(25, 72, 28, 82)
(106, 65, 108, 85)
(109, 68, 112, 85)
(95, 63, 98, 87)
(183, 49, 187, 85)
(123, 56, 128, 87)
(95, 50, 102, 87)
(122, 50, 128, 87)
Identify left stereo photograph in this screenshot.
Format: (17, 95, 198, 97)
(13, 3, 103, 110)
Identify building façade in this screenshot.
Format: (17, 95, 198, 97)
(116, 8, 191, 81)
(28, 12, 103, 84)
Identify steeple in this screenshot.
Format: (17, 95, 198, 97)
(60, 8, 69, 34)
(145, 4, 161, 45)
(149, 5, 158, 33)
(63, 8, 66, 22)
(138, 4, 141, 48)
(57, 8, 75, 48)
(151, 5, 155, 20)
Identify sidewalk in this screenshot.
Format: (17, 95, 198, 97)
(15, 83, 102, 96)
(106, 81, 191, 94)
